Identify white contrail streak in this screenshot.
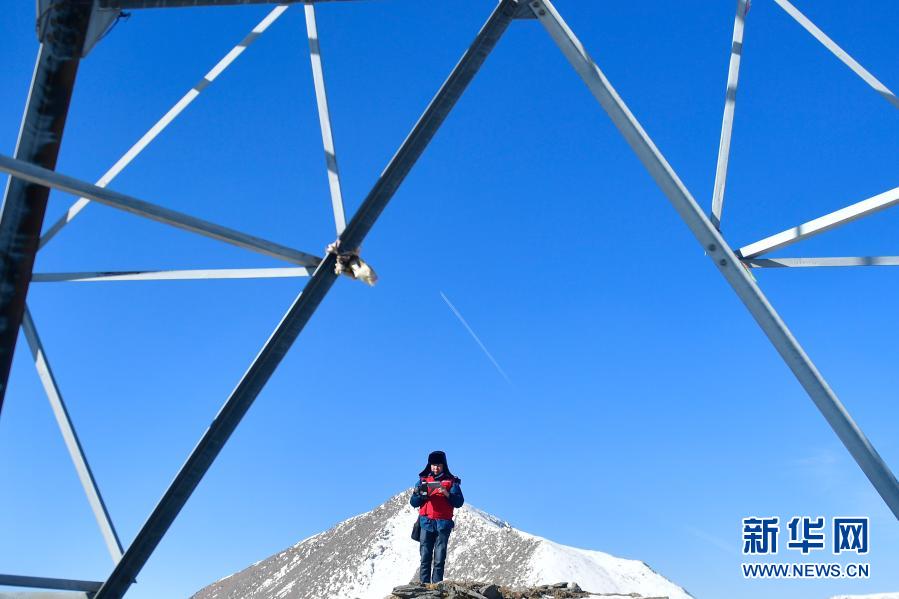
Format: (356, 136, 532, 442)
(439, 291, 511, 384)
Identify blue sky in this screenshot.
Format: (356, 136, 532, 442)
(1, 1, 897, 598)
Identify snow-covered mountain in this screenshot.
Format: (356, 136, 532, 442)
(192, 491, 692, 599)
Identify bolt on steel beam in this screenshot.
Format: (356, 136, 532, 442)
(529, 0, 899, 519)
(0, 0, 92, 417)
(93, 2, 520, 596)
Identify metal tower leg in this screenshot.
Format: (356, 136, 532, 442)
(0, 1, 92, 415)
(93, 2, 519, 596)
(529, 0, 899, 519)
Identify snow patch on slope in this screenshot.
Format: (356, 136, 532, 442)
(527, 538, 687, 598)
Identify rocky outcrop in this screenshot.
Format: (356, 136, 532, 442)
(387, 580, 668, 599)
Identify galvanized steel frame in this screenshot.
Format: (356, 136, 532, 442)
(1, 0, 897, 597)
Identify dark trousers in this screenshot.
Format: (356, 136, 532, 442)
(419, 528, 451, 583)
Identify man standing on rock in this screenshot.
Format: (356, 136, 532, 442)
(411, 450, 464, 584)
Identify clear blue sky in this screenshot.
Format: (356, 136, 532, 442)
(1, 1, 897, 598)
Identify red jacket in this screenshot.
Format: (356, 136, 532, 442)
(418, 475, 457, 520)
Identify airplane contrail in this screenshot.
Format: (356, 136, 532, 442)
(439, 291, 511, 384)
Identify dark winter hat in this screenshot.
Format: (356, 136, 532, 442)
(419, 450, 455, 478)
(428, 451, 446, 466)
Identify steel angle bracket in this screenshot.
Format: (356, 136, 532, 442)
(83, 1, 122, 56)
(36, 0, 115, 57)
(514, 0, 538, 19)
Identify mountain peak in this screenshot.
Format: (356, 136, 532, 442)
(192, 492, 692, 599)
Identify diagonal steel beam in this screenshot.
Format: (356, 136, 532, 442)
(530, 0, 899, 519)
(31, 267, 312, 282)
(772, 0, 898, 110)
(0, 1, 92, 417)
(305, 3, 347, 235)
(710, 0, 749, 230)
(21, 307, 124, 564)
(94, 2, 519, 596)
(0, 154, 321, 268)
(744, 256, 899, 268)
(39, 5, 289, 250)
(738, 185, 899, 259)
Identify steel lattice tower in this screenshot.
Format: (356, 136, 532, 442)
(1, 0, 897, 596)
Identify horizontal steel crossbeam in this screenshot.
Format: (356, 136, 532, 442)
(0, 594, 89, 599)
(31, 268, 312, 282)
(99, 0, 356, 8)
(0, 154, 321, 268)
(744, 256, 899, 268)
(0, 574, 101, 593)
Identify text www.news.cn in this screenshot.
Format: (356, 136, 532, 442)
(742, 562, 870, 579)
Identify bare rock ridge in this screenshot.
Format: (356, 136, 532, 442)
(192, 492, 693, 599)
(387, 580, 660, 599)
